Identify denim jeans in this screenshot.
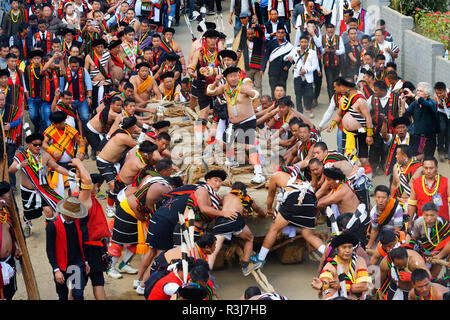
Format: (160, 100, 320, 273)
(54, 262, 87, 300)
(164, 4, 177, 27)
(27, 97, 43, 132)
(71, 99, 89, 135)
(6, 143, 17, 188)
(234, 15, 242, 37)
(437, 112, 450, 155)
(293, 77, 313, 113)
(40, 102, 52, 131)
(337, 128, 344, 154)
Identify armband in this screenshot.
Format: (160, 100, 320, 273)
(206, 85, 217, 95)
(407, 199, 418, 206)
(249, 89, 260, 101)
(80, 183, 94, 190)
(331, 120, 337, 128)
(321, 281, 328, 291)
(281, 123, 289, 130)
(16, 163, 21, 171)
(366, 128, 374, 137)
(46, 145, 61, 158)
(188, 64, 197, 71)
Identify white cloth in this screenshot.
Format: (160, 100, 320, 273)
(284, 48, 319, 83)
(0, 259, 14, 286)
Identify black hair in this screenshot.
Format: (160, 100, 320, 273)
(155, 158, 173, 172)
(434, 81, 446, 90)
(361, 35, 371, 41)
(189, 265, 210, 283)
(386, 70, 398, 80)
(139, 140, 157, 153)
(157, 132, 171, 142)
(390, 246, 408, 262)
(124, 82, 134, 90)
(374, 80, 388, 92)
(364, 51, 375, 59)
(308, 157, 323, 167)
(61, 90, 72, 98)
(411, 268, 430, 284)
(181, 78, 191, 85)
(377, 19, 386, 26)
(423, 156, 438, 166)
(123, 98, 136, 106)
(278, 95, 293, 107)
(348, 18, 359, 24)
(244, 286, 261, 299)
(325, 23, 335, 29)
(386, 62, 397, 70)
(397, 144, 412, 158)
(374, 185, 390, 196)
(313, 141, 328, 151)
(289, 117, 303, 127)
(379, 229, 397, 245)
(299, 35, 310, 42)
(375, 54, 386, 62)
(196, 233, 217, 249)
(110, 96, 122, 104)
(165, 176, 183, 188)
(402, 81, 416, 92)
(152, 33, 161, 39)
(421, 202, 439, 213)
(231, 181, 247, 192)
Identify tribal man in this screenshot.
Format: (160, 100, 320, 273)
(97, 116, 139, 217)
(206, 66, 265, 184)
(43, 111, 86, 198)
(129, 62, 162, 109)
(9, 133, 75, 236)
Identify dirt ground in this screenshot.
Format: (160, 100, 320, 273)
(10, 2, 450, 300)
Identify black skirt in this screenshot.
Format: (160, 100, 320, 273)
(279, 191, 318, 229)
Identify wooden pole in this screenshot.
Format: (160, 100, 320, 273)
(0, 121, 40, 300)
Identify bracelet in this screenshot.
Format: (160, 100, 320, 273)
(366, 128, 373, 137)
(188, 64, 197, 71)
(331, 120, 337, 128)
(407, 199, 418, 205)
(80, 183, 94, 190)
(16, 163, 21, 171)
(249, 89, 260, 101)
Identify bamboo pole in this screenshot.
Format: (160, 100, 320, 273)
(0, 121, 40, 300)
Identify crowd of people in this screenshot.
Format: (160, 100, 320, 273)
(0, 0, 449, 301)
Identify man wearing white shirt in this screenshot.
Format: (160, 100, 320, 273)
(321, 23, 344, 100)
(264, 8, 289, 42)
(373, 29, 399, 66)
(268, 0, 293, 33)
(284, 34, 318, 116)
(351, 0, 370, 35)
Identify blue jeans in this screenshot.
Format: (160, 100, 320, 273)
(164, 4, 177, 27)
(337, 128, 344, 154)
(234, 16, 242, 37)
(71, 99, 89, 134)
(27, 97, 43, 132)
(40, 102, 52, 131)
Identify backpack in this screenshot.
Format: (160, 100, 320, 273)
(144, 269, 170, 300)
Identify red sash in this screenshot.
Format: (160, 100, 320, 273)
(42, 69, 59, 102)
(64, 67, 85, 101)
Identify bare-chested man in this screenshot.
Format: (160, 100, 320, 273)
(208, 182, 265, 276)
(188, 29, 222, 145)
(107, 39, 125, 86)
(312, 141, 371, 210)
(129, 62, 162, 109)
(85, 96, 123, 154)
(0, 182, 22, 300)
(9, 133, 76, 236)
(284, 119, 319, 169)
(158, 71, 181, 102)
(207, 66, 265, 183)
(327, 77, 374, 174)
(113, 140, 158, 199)
(107, 98, 153, 136)
(84, 38, 113, 109)
(97, 116, 138, 217)
(379, 246, 429, 300)
(317, 167, 369, 243)
(409, 268, 449, 300)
